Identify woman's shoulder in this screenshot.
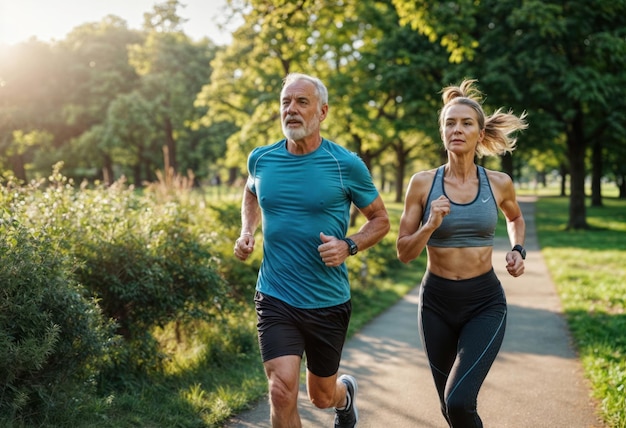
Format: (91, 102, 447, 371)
(410, 167, 439, 185)
(406, 167, 440, 198)
(484, 168, 514, 188)
(483, 168, 517, 204)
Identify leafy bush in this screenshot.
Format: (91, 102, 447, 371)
(11, 167, 231, 376)
(0, 218, 115, 422)
(204, 201, 260, 301)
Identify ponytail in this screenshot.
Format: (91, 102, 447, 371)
(439, 79, 528, 158)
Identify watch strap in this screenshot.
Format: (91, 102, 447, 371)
(512, 244, 526, 259)
(342, 237, 358, 256)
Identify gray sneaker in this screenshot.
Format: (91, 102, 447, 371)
(334, 374, 358, 428)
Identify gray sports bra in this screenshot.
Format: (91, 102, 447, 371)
(424, 165, 498, 247)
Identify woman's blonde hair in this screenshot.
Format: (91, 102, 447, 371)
(439, 79, 528, 158)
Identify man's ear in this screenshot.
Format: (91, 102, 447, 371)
(319, 104, 329, 122)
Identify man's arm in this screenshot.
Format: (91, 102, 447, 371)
(351, 195, 390, 252)
(318, 195, 390, 267)
(240, 186, 260, 237)
(234, 186, 261, 261)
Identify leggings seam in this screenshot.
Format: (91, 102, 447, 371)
(446, 308, 507, 401)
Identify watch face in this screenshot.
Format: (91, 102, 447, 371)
(344, 238, 358, 255)
(349, 244, 358, 255)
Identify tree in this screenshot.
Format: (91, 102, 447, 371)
(0, 40, 67, 181)
(128, 0, 217, 179)
(57, 16, 143, 182)
(199, 0, 450, 199)
(346, 0, 450, 201)
(393, 0, 626, 229)
(101, 92, 157, 185)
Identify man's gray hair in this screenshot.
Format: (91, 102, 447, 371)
(283, 73, 328, 107)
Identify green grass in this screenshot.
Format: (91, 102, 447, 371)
(535, 195, 626, 428)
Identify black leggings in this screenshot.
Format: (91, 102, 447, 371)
(418, 269, 507, 428)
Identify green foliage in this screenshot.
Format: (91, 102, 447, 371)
(393, 0, 480, 63)
(0, 180, 423, 427)
(0, 217, 115, 423)
(4, 166, 230, 379)
(72, 185, 227, 375)
(72, 198, 226, 336)
(0, 3, 221, 185)
(204, 201, 261, 301)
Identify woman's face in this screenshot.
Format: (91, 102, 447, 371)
(441, 104, 484, 154)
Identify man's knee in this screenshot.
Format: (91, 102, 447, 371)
(309, 392, 334, 410)
(307, 378, 338, 409)
(268, 378, 298, 410)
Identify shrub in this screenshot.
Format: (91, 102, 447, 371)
(61, 184, 229, 375)
(204, 201, 260, 301)
(4, 167, 231, 377)
(0, 218, 115, 422)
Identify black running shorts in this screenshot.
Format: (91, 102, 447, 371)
(255, 291, 352, 377)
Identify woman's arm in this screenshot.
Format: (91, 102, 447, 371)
(489, 170, 526, 277)
(396, 170, 444, 264)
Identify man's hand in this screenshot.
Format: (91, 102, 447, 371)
(318, 232, 349, 267)
(234, 234, 255, 261)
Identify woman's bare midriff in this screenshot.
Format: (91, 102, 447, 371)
(426, 246, 494, 280)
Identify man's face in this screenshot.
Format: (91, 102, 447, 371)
(280, 79, 326, 141)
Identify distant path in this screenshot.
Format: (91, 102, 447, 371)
(226, 196, 603, 427)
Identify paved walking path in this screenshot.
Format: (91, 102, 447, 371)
(226, 197, 603, 427)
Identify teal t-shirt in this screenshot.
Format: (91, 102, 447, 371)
(247, 138, 379, 309)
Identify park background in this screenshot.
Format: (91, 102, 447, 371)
(1, 0, 624, 427)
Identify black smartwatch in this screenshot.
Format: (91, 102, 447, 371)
(512, 244, 526, 260)
(342, 237, 358, 256)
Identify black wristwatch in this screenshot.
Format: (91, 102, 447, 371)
(342, 237, 358, 256)
(512, 244, 526, 260)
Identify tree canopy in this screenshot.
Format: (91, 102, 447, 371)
(1, 0, 625, 226)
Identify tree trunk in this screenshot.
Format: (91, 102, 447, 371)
(501, 152, 513, 178)
(228, 166, 238, 186)
(566, 112, 589, 230)
(618, 175, 626, 199)
(559, 163, 568, 197)
(102, 154, 114, 186)
(10, 154, 27, 183)
(164, 116, 177, 173)
(133, 163, 142, 187)
(590, 139, 603, 207)
(395, 143, 406, 203)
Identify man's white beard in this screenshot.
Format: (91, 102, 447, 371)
(282, 113, 318, 141)
(282, 124, 308, 141)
